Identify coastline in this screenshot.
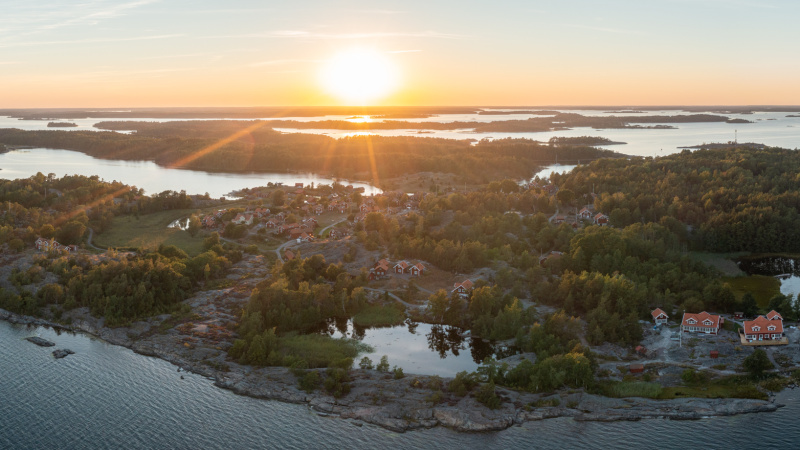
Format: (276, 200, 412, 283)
(0, 307, 782, 433)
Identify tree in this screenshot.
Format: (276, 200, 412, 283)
(187, 215, 201, 237)
(740, 293, 759, 318)
(359, 357, 373, 370)
(743, 349, 773, 378)
(376, 355, 390, 372)
(556, 188, 575, 207)
(427, 290, 448, 323)
(57, 221, 87, 245)
(271, 189, 286, 207)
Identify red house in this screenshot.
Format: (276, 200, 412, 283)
(409, 263, 425, 277)
(452, 279, 474, 298)
(651, 308, 669, 325)
(743, 314, 784, 342)
(394, 261, 410, 274)
(681, 311, 722, 335)
(594, 213, 609, 226)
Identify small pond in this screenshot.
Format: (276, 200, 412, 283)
(316, 318, 516, 377)
(737, 256, 800, 298)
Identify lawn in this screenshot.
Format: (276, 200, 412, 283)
(688, 252, 748, 277)
(94, 209, 206, 255)
(352, 304, 406, 328)
(723, 275, 781, 308)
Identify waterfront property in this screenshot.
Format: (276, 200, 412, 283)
(651, 308, 669, 325)
(681, 311, 722, 335)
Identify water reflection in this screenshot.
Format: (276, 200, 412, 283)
(314, 318, 513, 376)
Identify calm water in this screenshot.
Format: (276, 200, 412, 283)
(276, 111, 800, 157)
(2, 320, 800, 449)
(320, 320, 509, 377)
(738, 256, 800, 298)
(5, 110, 800, 159)
(0, 148, 381, 198)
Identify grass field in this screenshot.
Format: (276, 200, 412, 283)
(723, 275, 781, 308)
(688, 252, 748, 276)
(93, 209, 207, 255)
(352, 305, 406, 327)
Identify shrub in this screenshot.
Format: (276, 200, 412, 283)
(448, 371, 478, 397)
(475, 382, 501, 409)
(299, 371, 320, 393)
(359, 356, 374, 370)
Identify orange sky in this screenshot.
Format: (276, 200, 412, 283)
(2, 1, 799, 107)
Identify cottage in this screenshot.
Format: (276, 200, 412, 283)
(594, 213, 609, 226)
(651, 308, 669, 325)
(373, 261, 389, 277)
(578, 206, 594, 220)
(284, 249, 295, 261)
(409, 263, 425, 277)
(743, 315, 784, 342)
(553, 215, 566, 224)
(394, 261, 410, 274)
(232, 213, 254, 225)
(710, 350, 719, 359)
(452, 279, 474, 298)
(681, 311, 722, 335)
(766, 310, 783, 321)
(629, 364, 644, 374)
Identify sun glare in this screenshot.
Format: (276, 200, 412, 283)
(321, 49, 398, 105)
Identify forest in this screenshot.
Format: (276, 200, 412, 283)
(0, 126, 619, 182)
(557, 147, 800, 252)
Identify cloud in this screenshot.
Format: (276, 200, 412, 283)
(0, 34, 182, 49)
(217, 30, 466, 40)
(565, 24, 644, 35)
(247, 59, 320, 67)
(38, 0, 160, 31)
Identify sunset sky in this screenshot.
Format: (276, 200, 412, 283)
(2, 0, 799, 107)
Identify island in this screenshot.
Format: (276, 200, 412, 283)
(2, 145, 800, 433)
(47, 122, 79, 128)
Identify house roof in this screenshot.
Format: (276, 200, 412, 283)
(682, 311, 721, 329)
(766, 310, 783, 321)
(744, 315, 784, 335)
(453, 279, 474, 291)
(412, 263, 425, 271)
(394, 261, 409, 269)
(594, 213, 608, 220)
(651, 308, 668, 319)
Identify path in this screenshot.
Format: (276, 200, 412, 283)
(318, 219, 347, 237)
(85, 228, 105, 251)
(362, 287, 423, 310)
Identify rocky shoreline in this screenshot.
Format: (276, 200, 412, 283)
(0, 307, 783, 433)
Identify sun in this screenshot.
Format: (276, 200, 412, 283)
(320, 48, 399, 105)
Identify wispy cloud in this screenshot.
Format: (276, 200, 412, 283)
(565, 24, 644, 35)
(38, 0, 159, 31)
(0, 34, 182, 49)
(247, 58, 321, 67)
(213, 30, 466, 40)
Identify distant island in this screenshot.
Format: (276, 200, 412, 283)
(548, 136, 626, 146)
(726, 118, 753, 124)
(679, 142, 767, 150)
(47, 122, 78, 128)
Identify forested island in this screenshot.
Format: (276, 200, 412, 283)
(46, 122, 78, 128)
(0, 125, 620, 183)
(2, 145, 800, 432)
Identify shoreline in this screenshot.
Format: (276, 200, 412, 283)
(0, 307, 783, 433)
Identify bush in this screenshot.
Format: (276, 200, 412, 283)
(393, 366, 405, 379)
(448, 371, 478, 397)
(359, 356, 374, 370)
(376, 355, 390, 373)
(475, 382, 501, 409)
(299, 371, 320, 393)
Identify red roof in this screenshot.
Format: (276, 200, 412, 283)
(394, 261, 410, 270)
(766, 310, 783, 321)
(743, 315, 784, 335)
(682, 311, 721, 329)
(651, 308, 668, 319)
(453, 279, 474, 290)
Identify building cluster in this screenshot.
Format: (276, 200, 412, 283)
(368, 258, 426, 280)
(651, 307, 787, 345)
(34, 237, 78, 254)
